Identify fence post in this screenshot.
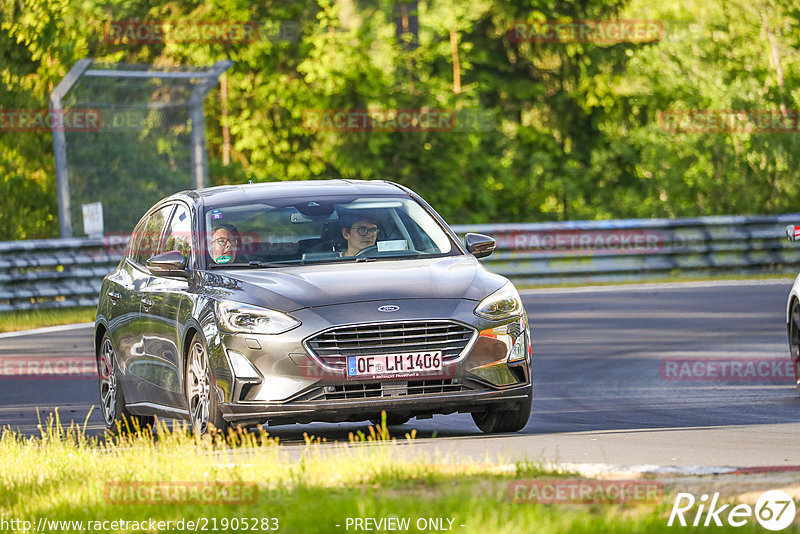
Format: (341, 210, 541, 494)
(51, 59, 93, 239)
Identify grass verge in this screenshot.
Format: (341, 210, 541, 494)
(0, 306, 95, 333)
(0, 411, 791, 533)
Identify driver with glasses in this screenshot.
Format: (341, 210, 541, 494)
(210, 223, 243, 264)
(341, 216, 379, 257)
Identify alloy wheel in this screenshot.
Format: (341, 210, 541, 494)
(99, 336, 117, 426)
(187, 340, 211, 434)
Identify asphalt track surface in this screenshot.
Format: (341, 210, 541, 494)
(2, 279, 800, 468)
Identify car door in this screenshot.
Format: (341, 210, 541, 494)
(104, 216, 153, 395)
(138, 203, 194, 409)
(115, 204, 173, 405)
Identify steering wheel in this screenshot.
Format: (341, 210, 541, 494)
(354, 245, 378, 257)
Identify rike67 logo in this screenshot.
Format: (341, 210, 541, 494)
(668, 490, 796, 530)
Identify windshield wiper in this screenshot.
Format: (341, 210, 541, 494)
(208, 261, 300, 269)
(247, 260, 302, 268)
(208, 262, 248, 269)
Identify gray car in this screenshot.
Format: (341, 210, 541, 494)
(95, 180, 532, 435)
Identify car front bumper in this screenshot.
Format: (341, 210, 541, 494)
(220, 380, 532, 426)
(205, 297, 532, 426)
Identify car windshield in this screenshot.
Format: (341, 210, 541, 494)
(203, 195, 457, 267)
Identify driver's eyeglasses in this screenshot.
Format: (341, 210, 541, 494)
(213, 237, 241, 247)
(352, 226, 379, 237)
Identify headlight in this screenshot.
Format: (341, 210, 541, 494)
(215, 301, 300, 335)
(474, 282, 523, 320)
(478, 317, 527, 363)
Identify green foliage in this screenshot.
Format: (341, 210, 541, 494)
(2, 0, 800, 240)
(0, 0, 100, 239)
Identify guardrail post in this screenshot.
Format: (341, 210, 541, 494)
(50, 59, 93, 239)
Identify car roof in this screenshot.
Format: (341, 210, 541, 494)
(169, 179, 407, 206)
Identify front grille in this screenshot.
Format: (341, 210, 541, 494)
(305, 321, 475, 371)
(308, 379, 467, 401)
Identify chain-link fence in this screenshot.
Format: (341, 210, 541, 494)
(50, 59, 232, 238)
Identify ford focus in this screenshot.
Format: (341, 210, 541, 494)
(95, 180, 532, 435)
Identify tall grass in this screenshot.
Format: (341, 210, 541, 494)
(0, 410, 777, 533)
(0, 306, 96, 333)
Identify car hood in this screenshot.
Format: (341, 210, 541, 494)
(201, 256, 507, 312)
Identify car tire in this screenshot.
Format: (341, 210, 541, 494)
(471, 384, 532, 434)
(185, 332, 229, 436)
(97, 332, 154, 435)
(789, 299, 800, 392)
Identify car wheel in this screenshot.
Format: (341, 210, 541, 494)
(471, 384, 532, 434)
(369, 413, 411, 426)
(186, 333, 229, 435)
(789, 299, 800, 392)
(98, 333, 154, 434)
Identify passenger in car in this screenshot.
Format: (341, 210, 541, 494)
(210, 223, 243, 264)
(341, 216, 379, 256)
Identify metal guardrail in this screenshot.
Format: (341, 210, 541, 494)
(0, 236, 126, 312)
(2, 214, 800, 311)
(452, 213, 800, 285)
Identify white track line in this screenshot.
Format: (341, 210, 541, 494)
(557, 462, 738, 477)
(522, 278, 795, 295)
(541, 462, 800, 477)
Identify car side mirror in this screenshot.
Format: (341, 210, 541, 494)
(146, 250, 190, 277)
(787, 225, 799, 242)
(465, 233, 496, 259)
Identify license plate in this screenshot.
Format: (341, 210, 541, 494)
(346, 351, 443, 378)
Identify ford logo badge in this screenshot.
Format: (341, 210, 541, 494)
(378, 305, 400, 312)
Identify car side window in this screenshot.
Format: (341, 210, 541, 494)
(132, 205, 174, 265)
(126, 216, 150, 260)
(161, 205, 193, 261)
